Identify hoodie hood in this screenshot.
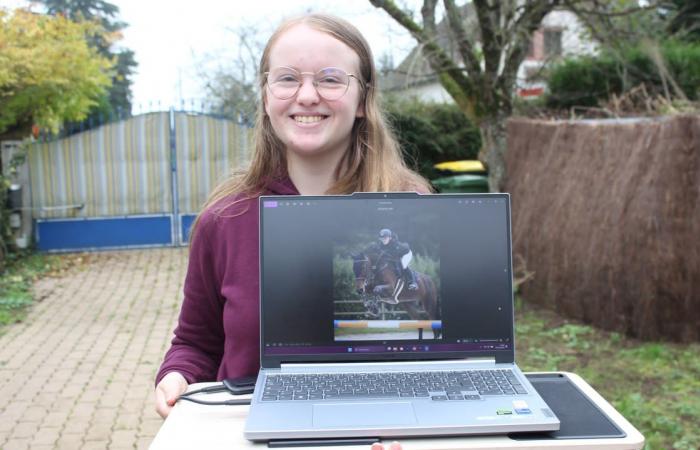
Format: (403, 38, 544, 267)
(265, 175, 299, 196)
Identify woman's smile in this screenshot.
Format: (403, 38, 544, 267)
(291, 114, 328, 124)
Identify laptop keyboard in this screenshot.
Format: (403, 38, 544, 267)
(261, 369, 528, 402)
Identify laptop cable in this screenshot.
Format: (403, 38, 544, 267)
(176, 377, 254, 406)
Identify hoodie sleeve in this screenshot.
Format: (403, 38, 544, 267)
(155, 210, 225, 386)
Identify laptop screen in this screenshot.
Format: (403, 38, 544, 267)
(259, 192, 515, 367)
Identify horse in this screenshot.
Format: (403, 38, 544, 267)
(352, 251, 440, 330)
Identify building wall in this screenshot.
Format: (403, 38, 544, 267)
(393, 83, 454, 104)
(519, 10, 597, 96)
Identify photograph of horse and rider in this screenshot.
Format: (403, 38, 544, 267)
(333, 221, 442, 342)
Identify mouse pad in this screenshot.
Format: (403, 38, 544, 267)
(509, 373, 626, 440)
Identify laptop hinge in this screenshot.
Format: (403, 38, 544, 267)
(279, 358, 496, 373)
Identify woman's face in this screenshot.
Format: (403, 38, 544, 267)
(264, 24, 364, 163)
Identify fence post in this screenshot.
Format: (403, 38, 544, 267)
(169, 108, 180, 246)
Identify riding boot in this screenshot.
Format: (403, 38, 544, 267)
(404, 268, 418, 290)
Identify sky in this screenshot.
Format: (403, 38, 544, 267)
(1, 0, 426, 113)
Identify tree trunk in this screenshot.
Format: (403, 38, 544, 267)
(479, 114, 509, 192)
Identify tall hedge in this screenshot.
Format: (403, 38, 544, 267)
(506, 115, 700, 342)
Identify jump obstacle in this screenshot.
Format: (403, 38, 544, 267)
(333, 320, 442, 340)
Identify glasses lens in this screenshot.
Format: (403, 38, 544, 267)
(268, 68, 300, 99)
(315, 68, 349, 100)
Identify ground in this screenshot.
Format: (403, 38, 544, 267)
(0, 248, 697, 449)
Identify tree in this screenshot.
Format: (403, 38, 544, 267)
(37, 0, 137, 118)
(0, 8, 113, 136)
(199, 24, 265, 123)
(0, 7, 112, 260)
(662, 0, 700, 41)
(370, 0, 563, 191)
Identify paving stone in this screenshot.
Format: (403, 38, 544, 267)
(2, 438, 31, 450)
(62, 420, 91, 435)
(81, 439, 110, 449)
(0, 416, 18, 432)
(29, 426, 60, 445)
(71, 402, 97, 419)
(110, 429, 137, 448)
(84, 422, 114, 441)
(9, 421, 40, 439)
(40, 411, 71, 427)
(54, 432, 84, 449)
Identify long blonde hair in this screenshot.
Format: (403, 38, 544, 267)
(190, 13, 431, 240)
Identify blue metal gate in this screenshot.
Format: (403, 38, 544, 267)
(29, 110, 252, 252)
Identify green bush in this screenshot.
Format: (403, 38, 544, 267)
(546, 40, 700, 109)
(384, 99, 482, 180)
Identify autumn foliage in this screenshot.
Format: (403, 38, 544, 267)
(0, 8, 113, 135)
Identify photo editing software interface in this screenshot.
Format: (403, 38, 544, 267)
(261, 195, 514, 359)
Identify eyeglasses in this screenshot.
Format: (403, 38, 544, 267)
(264, 66, 364, 101)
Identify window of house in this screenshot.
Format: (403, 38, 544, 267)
(544, 29, 563, 57)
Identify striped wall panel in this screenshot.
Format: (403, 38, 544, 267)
(28, 112, 172, 219)
(175, 113, 253, 214)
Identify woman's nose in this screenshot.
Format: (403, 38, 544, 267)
(295, 79, 320, 104)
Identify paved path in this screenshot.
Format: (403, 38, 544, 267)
(0, 248, 188, 450)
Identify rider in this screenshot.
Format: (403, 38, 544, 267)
(370, 228, 418, 291)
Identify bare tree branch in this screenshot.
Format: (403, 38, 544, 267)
(566, 0, 664, 18)
(370, 0, 480, 120)
(421, 0, 439, 36)
(473, 0, 500, 77)
(499, 1, 559, 102)
(442, 0, 482, 78)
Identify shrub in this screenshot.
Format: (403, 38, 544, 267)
(384, 99, 482, 180)
(546, 40, 700, 109)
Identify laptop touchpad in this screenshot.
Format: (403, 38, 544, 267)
(313, 402, 417, 427)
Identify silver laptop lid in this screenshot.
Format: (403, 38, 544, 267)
(259, 192, 515, 369)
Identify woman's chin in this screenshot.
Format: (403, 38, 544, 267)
(286, 143, 336, 160)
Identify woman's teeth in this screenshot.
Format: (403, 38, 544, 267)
(294, 115, 325, 123)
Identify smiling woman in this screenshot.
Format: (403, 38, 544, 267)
(153, 13, 431, 420)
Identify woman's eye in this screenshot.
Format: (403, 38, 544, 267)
(276, 75, 299, 83)
(319, 76, 342, 84)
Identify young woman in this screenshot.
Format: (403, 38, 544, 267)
(154, 13, 431, 420)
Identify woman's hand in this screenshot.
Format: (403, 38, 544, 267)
(155, 371, 188, 418)
(371, 442, 402, 450)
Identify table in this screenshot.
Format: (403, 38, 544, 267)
(150, 372, 644, 449)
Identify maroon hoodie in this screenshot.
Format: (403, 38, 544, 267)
(155, 177, 299, 385)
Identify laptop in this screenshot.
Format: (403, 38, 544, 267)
(244, 192, 559, 442)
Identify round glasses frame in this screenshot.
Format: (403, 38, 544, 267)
(264, 66, 364, 101)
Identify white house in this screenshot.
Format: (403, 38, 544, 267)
(380, 9, 597, 101)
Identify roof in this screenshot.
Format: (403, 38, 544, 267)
(379, 3, 477, 92)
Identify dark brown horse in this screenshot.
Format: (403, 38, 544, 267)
(352, 252, 439, 323)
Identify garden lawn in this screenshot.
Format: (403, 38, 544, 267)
(515, 303, 700, 450)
